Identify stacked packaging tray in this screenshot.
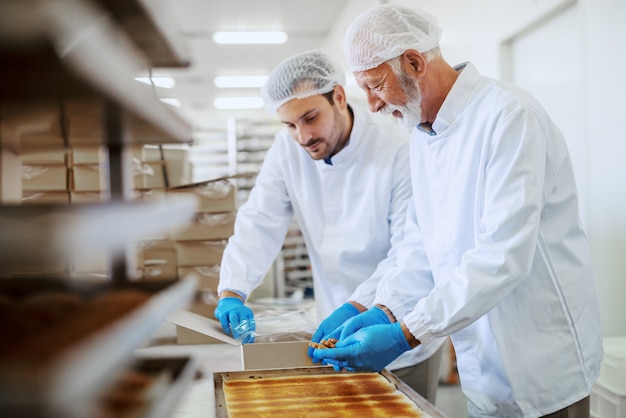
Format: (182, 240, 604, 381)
(590, 337, 626, 418)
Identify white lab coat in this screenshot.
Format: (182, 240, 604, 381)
(218, 105, 443, 369)
(375, 63, 603, 417)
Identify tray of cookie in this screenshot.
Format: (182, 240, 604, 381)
(214, 366, 447, 418)
(0, 274, 197, 418)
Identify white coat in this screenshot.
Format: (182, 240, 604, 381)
(218, 105, 443, 369)
(375, 63, 603, 417)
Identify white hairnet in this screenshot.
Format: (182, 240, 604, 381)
(260, 49, 345, 113)
(345, 4, 442, 72)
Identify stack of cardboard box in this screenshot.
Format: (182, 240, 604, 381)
(137, 178, 236, 285)
(21, 149, 70, 205)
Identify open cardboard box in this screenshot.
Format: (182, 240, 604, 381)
(167, 310, 319, 370)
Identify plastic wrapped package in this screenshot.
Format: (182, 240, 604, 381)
(234, 308, 317, 344)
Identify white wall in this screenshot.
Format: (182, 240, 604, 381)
(327, 0, 626, 337)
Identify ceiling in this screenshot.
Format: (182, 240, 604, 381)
(149, 0, 354, 134)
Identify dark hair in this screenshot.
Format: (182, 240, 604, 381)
(322, 89, 335, 106)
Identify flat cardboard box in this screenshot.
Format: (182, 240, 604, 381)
(170, 310, 239, 345)
(70, 191, 109, 204)
(186, 296, 217, 319)
(139, 239, 178, 280)
(20, 149, 67, 164)
(20, 133, 65, 148)
(168, 311, 317, 370)
(22, 191, 70, 205)
(22, 164, 67, 192)
(241, 341, 316, 370)
(1, 150, 22, 202)
(70, 249, 110, 277)
(168, 179, 237, 213)
(71, 164, 109, 192)
(134, 161, 167, 190)
(71, 146, 107, 165)
(143, 263, 178, 281)
(171, 212, 235, 241)
(177, 265, 220, 290)
(175, 240, 227, 266)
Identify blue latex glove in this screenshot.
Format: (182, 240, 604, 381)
(312, 322, 412, 372)
(337, 306, 391, 340)
(214, 297, 255, 343)
(308, 303, 360, 358)
(318, 306, 392, 351)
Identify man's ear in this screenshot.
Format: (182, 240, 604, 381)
(402, 49, 427, 77)
(333, 84, 348, 109)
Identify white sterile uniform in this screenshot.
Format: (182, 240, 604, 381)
(219, 105, 444, 369)
(375, 63, 603, 417)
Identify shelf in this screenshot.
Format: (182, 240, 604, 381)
(0, 0, 191, 148)
(0, 195, 198, 271)
(100, 0, 191, 68)
(0, 275, 198, 417)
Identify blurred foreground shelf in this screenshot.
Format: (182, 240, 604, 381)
(0, 0, 192, 151)
(0, 196, 197, 272)
(0, 275, 198, 418)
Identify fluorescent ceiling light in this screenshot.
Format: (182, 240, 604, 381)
(213, 31, 287, 44)
(214, 75, 268, 88)
(135, 76, 176, 89)
(159, 98, 181, 108)
(213, 96, 264, 110)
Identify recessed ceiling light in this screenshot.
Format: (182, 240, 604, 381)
(214, 75, 269, 88)
(213, 31, 287, 45)
(135, 76, 176, 89)
(213, 96, 264, 110)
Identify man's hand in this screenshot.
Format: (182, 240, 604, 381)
(309, 303, 361, 358)
(311, 322, 412, 372)
(214, 297, 255, 343)
(336, 306, 392, 340)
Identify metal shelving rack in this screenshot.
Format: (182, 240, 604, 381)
(0, 0, 195, 279)
(227, 118, 314, 299)
(0, 0, 199, 415)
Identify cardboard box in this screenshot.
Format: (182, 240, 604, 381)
(175, 240, 227, 266)
(71, 164, 109, 191)
(170, 310, 237, 345)
(20, 149, 67, 164)
(168, 311, 316, 370)
(171, 212, 235, 241)
(22, 191, 70, 205)
(168, 179, 237, 213)
(241, 341, 316, 370)
(132, 146, 192, 188)
(186, 291, 218, 318)
(70, 191, 109, 204)
(19, 133, 65, 148)
(71, 146, 108, 165)
(139, 239, 178, 280)
(143, 262, 178, 280)
(137, 189, 168, 204)
(178, 265, 220, 290)
(141, 145, 188, 162)
(70, 249, 110, 278)
(133, 161, 167, 190)
(22, 164, 67, 191)
(1, 150, 22, 202)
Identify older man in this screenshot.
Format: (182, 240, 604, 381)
(313, 5, 603, 418)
